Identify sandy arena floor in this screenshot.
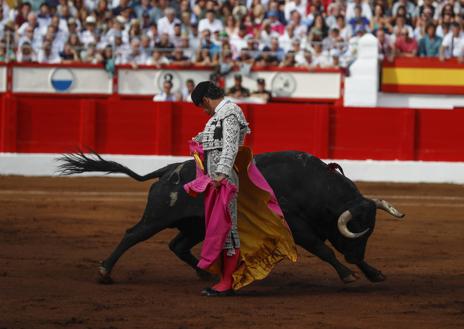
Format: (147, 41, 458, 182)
(0, 176, 463, 329)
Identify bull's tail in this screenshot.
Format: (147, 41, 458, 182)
(56, 151, 180, 182)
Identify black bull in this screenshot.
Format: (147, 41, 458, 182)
(58, 150, 405, 285)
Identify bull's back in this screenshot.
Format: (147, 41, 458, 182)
(254, 151, 362, 218)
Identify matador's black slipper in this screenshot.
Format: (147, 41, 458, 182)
(201, 287, 235, 297)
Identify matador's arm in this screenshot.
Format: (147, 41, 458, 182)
(215, 115, 240, 177)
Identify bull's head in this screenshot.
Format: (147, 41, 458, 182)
(331, 199, 405, 263)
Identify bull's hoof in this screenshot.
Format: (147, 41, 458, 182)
(342, 272, 360, 284)
(366, 271, 386, 283)
(196, 268, 214, 281)
(97, 264, 113, 284)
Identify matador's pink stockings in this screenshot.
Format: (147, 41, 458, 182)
(212, 249, 240, 292)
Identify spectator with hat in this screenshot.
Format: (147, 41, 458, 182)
(227, 74, 250, 98)
(251, 77, 272, 103)
(80, 15, 98, 46)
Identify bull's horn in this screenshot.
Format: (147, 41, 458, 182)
(337, 210, 370, 239)
(372, 199, 405, 219)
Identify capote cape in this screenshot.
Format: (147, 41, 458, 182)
(183, 141, 297, 290)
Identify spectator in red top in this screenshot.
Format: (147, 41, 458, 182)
(267, 10, 285, 35)
(395, 28, 418, 57)
(15, 3, 32, 29)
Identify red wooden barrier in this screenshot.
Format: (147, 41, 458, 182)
(416, 109, 464, 161)
(329, 107, 417, 160)
(0, 95, 463, 162)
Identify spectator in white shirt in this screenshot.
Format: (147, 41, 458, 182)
(84, 0, 99, 12)
(37, 3, 51, 30)
(18, 25, 36, 47)
(288, 10, 307, 39)
(290, 38, 307, 66)
(146, 49, 170, 66)
(17, 41, 37, 62)
(0, 0, 10, 22)
(279, 24, 297, 52)
(311, 40, 332, 67)
(336, 15, 352, 42)
(182, 79, 195, 102)
(80, 16, 98, 46)
(157, 7, 181, 38)
(113, 32, 130, 64)
(284, 0, 307, 22)
(17, 12, 39, 38)
(260, 20, 279, 48)
(198, 9, 224, 33)
(124, 39, 147, 65)
(440, 22, 464, 60)
(153, 80, 178, 101)
(0, 7, 7, 39)
(37, 40, 61, 63)
(325, 2, 343, 29)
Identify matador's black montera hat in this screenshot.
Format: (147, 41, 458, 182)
(191, 81, 214, 107)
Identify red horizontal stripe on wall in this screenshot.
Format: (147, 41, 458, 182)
(383, 58, 464, 69)
(381, 84, 464, 95)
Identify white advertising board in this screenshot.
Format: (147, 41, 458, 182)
(118, 68, 212, 95)
(12, 67, 113, 94)
(225, 71, 341, 99)
(0, 66, 6, 92)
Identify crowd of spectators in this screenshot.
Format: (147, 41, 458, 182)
(0, 0, 463, 71)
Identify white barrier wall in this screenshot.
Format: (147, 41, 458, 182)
(0, 66, 6, 92)
(12, 67, 113, 94)
(1, 153, 464, 183)
(4, 65, 342, 100)
(118, 68, 212, 95)
(344, 34, 379, 107)
(225, 71, 341, 99)
(118, 67, 341, 100)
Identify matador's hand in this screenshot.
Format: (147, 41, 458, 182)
(213, 174, 226, 187)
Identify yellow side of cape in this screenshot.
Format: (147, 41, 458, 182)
(232, 147, 298, 290)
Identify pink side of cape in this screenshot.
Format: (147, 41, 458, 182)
(184, 141, 238, 270)
(247, 162, 284, 218)
(184, 174, 237, 270)
(183, 141, 285, 270)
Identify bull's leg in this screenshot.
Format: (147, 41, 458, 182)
(168, 231, 213, 281)
(355, 260, 386, 283)
(98, 220, 165, 284)
(290, 219, 359, 284)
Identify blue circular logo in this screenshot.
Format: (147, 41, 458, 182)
(49, 68, 74, 92)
